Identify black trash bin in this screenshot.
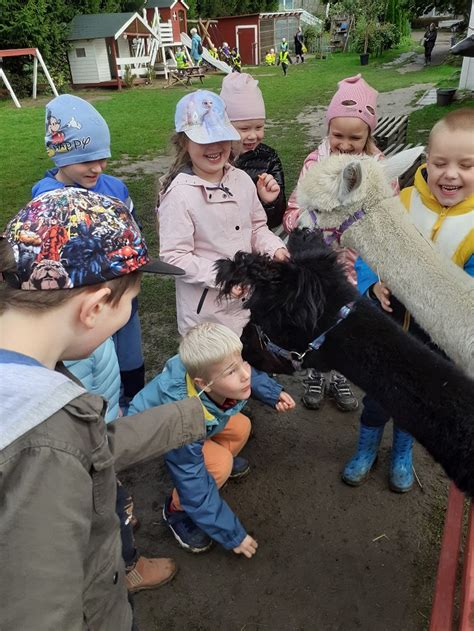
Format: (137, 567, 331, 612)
(360, 53, 369, 65)
(436, 88, 456, 106)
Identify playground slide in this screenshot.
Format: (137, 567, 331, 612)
(180, 33, 232, 74)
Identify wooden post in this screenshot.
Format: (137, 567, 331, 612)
(0, 68, 21, 108)
(32, 55, 38, 99)
(35, 49, 58, 96)
(429, 483, 465, 631)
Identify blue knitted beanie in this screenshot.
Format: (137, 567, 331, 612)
(45, 95, 111, 167)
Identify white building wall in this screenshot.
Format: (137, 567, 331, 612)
(117, 37, 131, 57)
(68, 40, 100, 84)
(94, 39, 112, 82)
(459, 1, 474, 90)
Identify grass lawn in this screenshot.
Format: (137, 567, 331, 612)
(0, 46, 471, 369)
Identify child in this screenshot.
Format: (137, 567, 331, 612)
(130, 322, 292, 555)
(0, 188, 207, 630)
(175, 46, 188, 69)
(66, 339, 177, 593)
(344, 107, 474, 491)
(231, 47, 242, 73)
(32, 94, 145, 409)
(158, 90, 294, 411)
(277, 47, 290, 76)
(220, 72, 287, 229)
(283, 74, 381, 413)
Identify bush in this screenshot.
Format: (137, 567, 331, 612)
(350, 20, 400, 54)
(123, 65, 135, 89)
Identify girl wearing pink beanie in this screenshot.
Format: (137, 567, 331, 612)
(282, 74, 384, 417)
(220, 72, 287, 229)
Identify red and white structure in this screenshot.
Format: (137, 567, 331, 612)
(0, 48, 58, 108)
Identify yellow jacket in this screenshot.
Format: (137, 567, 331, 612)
(400, 165, 474, 269)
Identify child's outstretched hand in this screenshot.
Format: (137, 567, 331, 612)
(275, 390, 296, 412)
(373, 281, 393, 313)
(233, 534, 258, 558)
(257, 173, 280, 204)
(273, 247, 290, 261)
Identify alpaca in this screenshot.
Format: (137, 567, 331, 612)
(295, 149, 474, 378)
(215, 229, 474, 497)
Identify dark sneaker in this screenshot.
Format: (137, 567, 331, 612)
(327, 372, 359, 412)
(301, 369, 326, 410)
(229, 456, 250, 480)
(162, 498, 213, 553)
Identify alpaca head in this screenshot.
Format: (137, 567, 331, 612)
(296, 147, 425, 233)
(215, 229, 357, 374)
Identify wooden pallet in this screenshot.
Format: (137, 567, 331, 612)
(374, 115, 409, 152)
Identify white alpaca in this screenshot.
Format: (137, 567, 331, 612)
(296, 148, 474, 377)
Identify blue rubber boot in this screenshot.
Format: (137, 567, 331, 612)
(342, 424, 384, 486)
(389, 426, 414, 493)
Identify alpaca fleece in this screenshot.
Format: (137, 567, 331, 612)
(296, 151, 474, 378)
(216, 229, 474, 497)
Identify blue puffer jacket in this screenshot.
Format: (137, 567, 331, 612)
(65, 338, 120, 422)
(128, 355, 248, 549)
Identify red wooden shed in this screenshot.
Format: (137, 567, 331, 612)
(144, 0, 189, 43)
(213, 10, 322, 65)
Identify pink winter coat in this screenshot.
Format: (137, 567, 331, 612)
(158, 165, 286, 336)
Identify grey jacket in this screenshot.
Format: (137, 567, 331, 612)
(0, 359, 206, 631)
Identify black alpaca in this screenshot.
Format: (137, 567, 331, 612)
(216, 229, 474, 497)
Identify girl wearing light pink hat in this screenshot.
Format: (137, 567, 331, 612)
(220, 72, 287, 229)
(282, 74, 388, 417)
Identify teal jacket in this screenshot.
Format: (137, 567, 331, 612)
(128, 355, 248, 548)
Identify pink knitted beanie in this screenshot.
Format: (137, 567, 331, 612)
(220, 72, 266, 121)
(325, 74, 378, 131)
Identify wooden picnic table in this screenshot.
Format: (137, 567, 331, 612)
(164, 65, 205, 89)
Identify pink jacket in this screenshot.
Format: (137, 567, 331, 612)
(158, 165, 285, 336)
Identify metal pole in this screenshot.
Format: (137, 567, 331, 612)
(0, 68, 21, 108)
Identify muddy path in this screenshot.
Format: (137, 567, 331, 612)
(122, 377, 447, 630)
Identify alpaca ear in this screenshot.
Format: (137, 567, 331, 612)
(337, 161, 362, 201)
(381, 146, 425, 182)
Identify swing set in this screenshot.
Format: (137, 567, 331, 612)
(0, 48, 58, 108)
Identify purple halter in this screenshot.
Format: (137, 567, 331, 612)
(309, 208, 366, 246)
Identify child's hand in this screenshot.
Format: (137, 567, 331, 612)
(233, 534, 258, 558)
(257, 173, 281, 204)
(273, 247, 290, 261)
(373, 281, 392, 313)
(275, 390, 296, 412)
(230, 284, 248, 299)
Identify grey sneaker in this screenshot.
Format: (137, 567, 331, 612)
(327, 372, 359, 412)
(301, 369, 326, 410)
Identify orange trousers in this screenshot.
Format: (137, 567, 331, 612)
(172, 412, 251, 510)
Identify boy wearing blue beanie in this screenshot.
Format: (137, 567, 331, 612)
(32, 95, 145, 406)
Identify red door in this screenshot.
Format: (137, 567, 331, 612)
(236, 26, 257, 65)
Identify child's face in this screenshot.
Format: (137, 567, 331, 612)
(202, 352, 251, 404)
(57, 159, 108, 189)
(187, 139, 231, 183)
(426, 128, 474, 207)
(328, 117, 370, 155)
(232, 119, 265, 154)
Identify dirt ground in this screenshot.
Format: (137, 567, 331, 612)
(122, 376, 448, 631)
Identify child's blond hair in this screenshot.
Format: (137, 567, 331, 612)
(179, 322, 242, 379)
(428, 108, 474, 152)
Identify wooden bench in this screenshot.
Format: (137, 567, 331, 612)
(373, 115, 409, 152)
(164, 66, 205, 89)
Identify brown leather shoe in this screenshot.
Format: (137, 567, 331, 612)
(125, 556, 177, 593)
